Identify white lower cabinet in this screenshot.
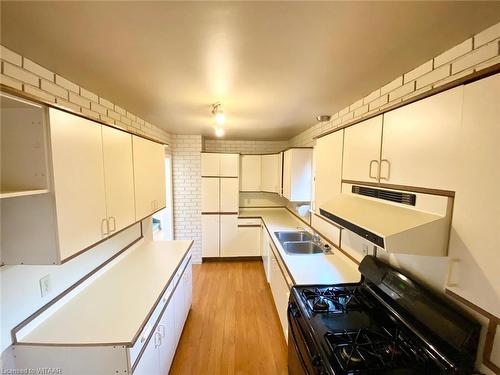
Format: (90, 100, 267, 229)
(269, 245, 290, 339)
(202, 214, 220, 257)
(220, 216, 261, 257)
(133, 257, 192, 374)
(261, 228, 271, 282)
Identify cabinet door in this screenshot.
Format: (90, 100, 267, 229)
(201, 153, 219, 176)
(269, 249, 289, 336)
(287, 149, 313, 202)
(220, 214, 239, 256)
(151, 142, 166, 209)
(133, 136, 161, 220)
(101, 127, 135, 233)
(201, 178, 220, 212)
(49, 108, 107, 261)
(220, 178, 239, 213)
(314, 131, 344, 212)
(184, 261, 193, 316)
(133, 331, 160, 375)
(282, 150, 292, 199)
(173, 276, 186, 345)
(158, 301, 175, 375)
(343, 115, 382, 183)
(448, 74, 500, 317)
(201, 214, 219, 257)
(381, 87, 463, 190)
(240, 155, 261, 191)
(261, 229, 270, 282)
(261, 154, 281, 193)
(219, 153, 239, 177)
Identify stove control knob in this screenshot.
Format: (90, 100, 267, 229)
(312, 355, 322, 367)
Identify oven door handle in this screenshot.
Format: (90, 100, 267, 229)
(288, 303, 312, 374)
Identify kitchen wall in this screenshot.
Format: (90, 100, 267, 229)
(171, 135, 203, 263)
(203, 138, 287, 154)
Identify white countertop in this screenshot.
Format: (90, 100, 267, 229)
(18, 240, 192, 345)
(239, 208, 361, 285)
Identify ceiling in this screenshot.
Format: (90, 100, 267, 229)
(1, 2, 499, 140)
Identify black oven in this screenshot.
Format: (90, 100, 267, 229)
(287, 298, 327, 375)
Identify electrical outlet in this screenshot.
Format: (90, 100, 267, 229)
(39, 275, 51, 297)
(362, 244, 369, 255)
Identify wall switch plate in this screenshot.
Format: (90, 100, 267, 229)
(39, 275, 51, 297)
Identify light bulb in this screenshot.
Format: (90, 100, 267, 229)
(215, 126, 225, 137)
(215, 111, 225, 125)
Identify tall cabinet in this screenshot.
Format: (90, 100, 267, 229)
(201, 153, 239, 258)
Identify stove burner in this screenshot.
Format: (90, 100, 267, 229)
(301, 287, 361, 313)
(340, 346, 362, 363)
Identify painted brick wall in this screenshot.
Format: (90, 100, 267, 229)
(0, 44, 171, 144)
(289, 21, 500, 148)
(203, 138, 288, 154)
(171, 135, 203, 263)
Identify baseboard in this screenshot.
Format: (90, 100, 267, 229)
(202, 256, 263, 262)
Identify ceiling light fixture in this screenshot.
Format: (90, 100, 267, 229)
(316, 115, 331, 122)
(211, 102, 225, 137)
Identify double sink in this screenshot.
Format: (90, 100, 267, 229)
(274, 231, 329, 255)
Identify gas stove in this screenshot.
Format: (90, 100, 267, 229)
(287, 256, 480, 375)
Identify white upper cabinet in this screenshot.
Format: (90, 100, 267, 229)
(282, 148, 313, 202)
(220, 178, 239, 212)
(101, 127, 135, 233)
(201, 153, 239, 177)
(49, 108, 108, 261)
(314, 130, 344, 212)
(447, 74, 500, 318)
(381, 87, 463, 190)
(219, 153, 239, 177)
(201, 153, 220, 176)
(342, 115, 383, 183)
(201, 178, 220, 212)
(261, 154, 282, 194)
(132, 135, 166, 221)
(240, 155, 261, 191)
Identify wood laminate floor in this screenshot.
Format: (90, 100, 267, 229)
(169, 260, 288, 375)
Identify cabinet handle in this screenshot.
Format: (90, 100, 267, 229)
(108, 216, 116, 232)
(369, 160, 379, 180)
(101, 218, 109, 236)
(380, 159, 391, 181)
(154, 331, 162, 348)
(159, 324, 166, 338)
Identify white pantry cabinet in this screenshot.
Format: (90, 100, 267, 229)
(313, 130, 344, 212)
(240, 154, 262, 191)
(381, 87, 463, 190)
(261, 153, 282, 194)
(447, 74, 500, 318)
(342, 115, 383, 183)
(201, 178, 220, 212)
(220, 178, 239, 212)
(132, 135, 166, 221)
(283, 148, 313, 202)
(201, 153, 239, 177)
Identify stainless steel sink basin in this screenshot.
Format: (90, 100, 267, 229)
(274, 231, 312, 243)
(282, 241, 324, 255)
(274, 231, 325, 255)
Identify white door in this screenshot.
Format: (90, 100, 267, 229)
(447, 74, 500, 317)
(342, 115, 382, 183)
(201, 214, 219, 257)
(314, 131, 344, 212)
(381, 87, 463, 190)
(133, 331, 160, 375)
(240, 155, 261, 191)
(49, 108, 107, 261)
(201, 153, 219, 176)
(220, 178, 239, 213)
(201, 178, 220, 213)
(101, 126, 135, 234)
(220, 214, 239, 256)
(261, 154, 281, 193)
(219, 153, 239, 177)
(158, 301, 175, 375)
(173, 276, 186, 344)
(133, 136, 161, 220)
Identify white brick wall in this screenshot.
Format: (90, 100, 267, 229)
(172, 135, 203, 263)
(0, 45, 171, 144)
(288, 21, 500, 148)
(203, 138, 288, 154)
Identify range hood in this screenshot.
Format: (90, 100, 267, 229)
(319, 193, 452, 256)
